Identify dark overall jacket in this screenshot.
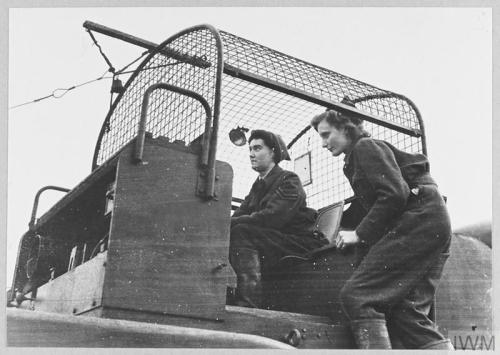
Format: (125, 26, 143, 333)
(232, 165, 317, 235)
(230, 165, 327, 269)
(338, 136, 452, 348)
(342, 137, 447, 245)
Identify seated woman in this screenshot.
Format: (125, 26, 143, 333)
(310, 103, 453, 350)
(230, 129, 328, 308)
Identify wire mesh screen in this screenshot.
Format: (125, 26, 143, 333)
(94, 26, 220, 167)
(217, 76, 324, 201)
(216, 30, 424, 209)
(94, 26, 423, 210)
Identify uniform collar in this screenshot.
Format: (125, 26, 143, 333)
(258, 168, 272, 181)
(256, 165, 282, 188)
(344, 133, 371, 164)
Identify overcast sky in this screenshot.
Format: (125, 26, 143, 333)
(6, 7, 492, 286)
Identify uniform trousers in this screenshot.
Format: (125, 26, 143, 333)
(340, 184, 452, 349)
(229, 223, 327, 271)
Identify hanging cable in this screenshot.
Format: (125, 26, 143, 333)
(86, 29, 116, 74)
(9, 49, 148, 110)
(9, 93, 54, 110)
(9, 70, 110, 110)
(9, 42, 182, 111)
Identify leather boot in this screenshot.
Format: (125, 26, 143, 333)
(420, 339, 454, 350)
(231, 248, 262, 308)
(351, 319, 392, 349)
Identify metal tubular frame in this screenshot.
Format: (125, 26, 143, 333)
(90, 22, 424, 166)
(134, 83, 217, 199)
(134, 83, 213, 165)
(223, 64, 422, 139)
(29, 186, 71, 231)
(285, 92, 426, 155)
(83, 21, 211, 69)
(88, 21, 426, 208)
(91, 24, 224, 171)
(351, 93, 427, 156)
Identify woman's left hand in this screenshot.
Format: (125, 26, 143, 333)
(336, 230, 361, 250)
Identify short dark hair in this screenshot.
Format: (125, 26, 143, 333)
(248, 129, 290, 164)
(310, 109, 367, 141)
(249, 130, 275, 151)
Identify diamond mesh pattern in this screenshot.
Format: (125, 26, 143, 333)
(95, 27, 220, 166)
(93, 27, 424, 210)
(217, 31, 423, 208)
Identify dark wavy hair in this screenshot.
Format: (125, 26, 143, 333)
(310, 109, 369, 141)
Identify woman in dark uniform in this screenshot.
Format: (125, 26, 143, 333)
(310, 106, 453, 350)
(230, 129, 328, 308)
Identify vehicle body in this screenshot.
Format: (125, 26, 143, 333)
(7, 22, 492, 349)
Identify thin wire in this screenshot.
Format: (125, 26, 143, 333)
(9, 58, 184, 110)
(86, 29, 115, 74)
(53, 69, 110, 98)
(9, 31, 149, 111)
(9, 70, 110, 110)
(116, 50, 149, 75)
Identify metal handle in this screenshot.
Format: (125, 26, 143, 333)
(29, 186, 70, 230)
(135, 83, 216, 198)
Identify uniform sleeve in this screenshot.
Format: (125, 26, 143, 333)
(231, 173, 305, 229)
(340, 198, 367, 230)
(232, 194, 251, 218)
(354, 140, 410, 245)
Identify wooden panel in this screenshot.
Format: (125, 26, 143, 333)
(102, 140, 234, 320)
(34, 252, 107, 315)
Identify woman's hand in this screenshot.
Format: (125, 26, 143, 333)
(336, 230, 361, 250)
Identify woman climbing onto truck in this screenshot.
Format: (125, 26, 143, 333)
(310, 100, 454, 350)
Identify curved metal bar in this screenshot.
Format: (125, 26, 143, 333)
(351, 93, 427, 156)
(287, 125, 311, 149)
(29, 186, 70, 230)
(91, 24, 221, 171)
(203, 24, 225, 200)
(287, 92, 426, 155)
(134, 83, 212, 166)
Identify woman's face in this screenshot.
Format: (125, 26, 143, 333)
(317, 119, 351, 157)
(249, 138, 275, 172)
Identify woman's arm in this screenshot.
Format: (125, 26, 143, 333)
(340, 198, 366, 229)
(353, 139, 410, 245)
(232, 194, 251, 218)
